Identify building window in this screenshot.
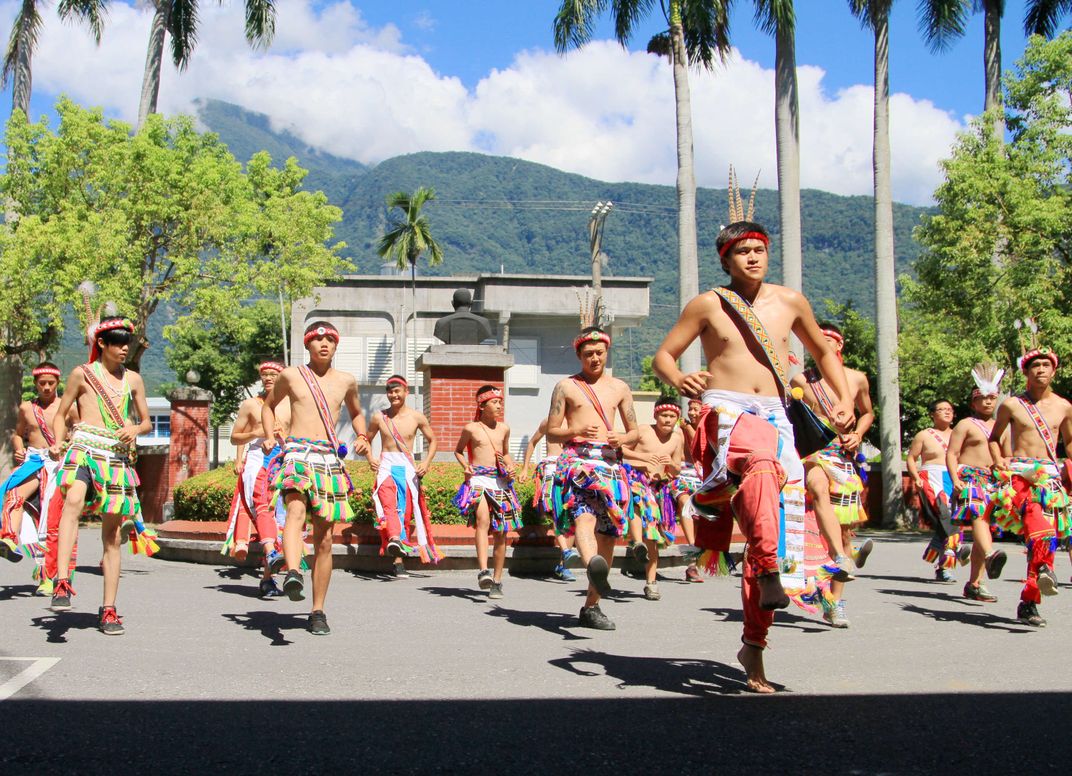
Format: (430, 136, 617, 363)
(508, 337, 539, 389)
(148, 414, 170, 439)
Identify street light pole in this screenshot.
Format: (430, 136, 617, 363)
(588, 201, 613, 326)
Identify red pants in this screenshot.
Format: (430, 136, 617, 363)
(375, 476, 409, 548)
(234, 468, 279, 550)
(727, 413, 785, 649)
(1015, 481, 1057, 605)
(43, 488, 75, 580)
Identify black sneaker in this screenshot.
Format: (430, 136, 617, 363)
(578, 604, 616, 630)
(1037, 564, 1059, 597)
(488, 582, 504, 600)
(853, 538, 875, 569)
(307, 610, 330, 636)
(391, 561, 410, 578)
(265, 549, 287, 575)
(282, 570, 305, 602)
(955, 544, 972, 566)
(985, 549, 1007, 579)
(98, 606, 125, 636)
(259, 578, 283, 599)
(386, 538, 406, 558)
(50, 578, 74, 612)
(964, 583, 997, 603)
(1017, 601, 1047, 627)
(935, 567, 956, 584)
(477, 569, 493, 590)
(586, 555, 612, 596)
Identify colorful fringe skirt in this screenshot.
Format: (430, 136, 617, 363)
(58, 425, 141, 518)
(453, 466, 523, 533)
(272, 437, 354, 523)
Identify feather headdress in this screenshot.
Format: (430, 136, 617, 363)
(1014, 317, 1058, 372)
(727, 165, 760, 223)
(970, 361, 1005, 397)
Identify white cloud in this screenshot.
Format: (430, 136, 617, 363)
(413, 11, 436, 32)
(2, 0, 963, 205)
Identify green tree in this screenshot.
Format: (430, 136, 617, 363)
(377, 187, 444, 381)
(638, 355, 679, 398)
(554, 0, 733, 375)
(138, 0, 275, 127)
(2, 0, 107, 119)
(903, 32, 1072, 435)
(2, 98, 349, 371)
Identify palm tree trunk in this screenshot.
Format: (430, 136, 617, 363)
(871, 12, 903, 528)
(0, 354, 22, 481)
(669, 5, 701, 375)
(138, 1, 170, 128)
(774, 18, 803, 362)
(410, 258, 417, 390)
(10, 10, 32, 119)
(982, 0, 1004, 139)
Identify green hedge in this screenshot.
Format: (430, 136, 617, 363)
(173, 461, 544, 526)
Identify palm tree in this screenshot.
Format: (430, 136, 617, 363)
(138, 0, 275, 128)
(377, 187, 444, 387)
(554, 0, 733, 375)
(919, 1, 1006, 138)
(1024, 0, 1072, 37)
(2, 0, 107, 119)
(849, 0, 903, 527)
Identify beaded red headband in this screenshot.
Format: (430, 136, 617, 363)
(1020, 348, 1059, 373)
(475, 387, 503, 420)
(574, 330, 612, 352)
(654, 403, 681, 417)
(821, 329, 844, 346)
(89, 318, 135, 363)
(32, 366, 61, 378)
(303, 325, 339, 345)
(258, 361, 285, 374)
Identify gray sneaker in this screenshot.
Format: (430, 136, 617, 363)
(1038, 564, 1059, 597)
(853, 538, 875, 569)
(282, 570, 305, 601)
(586, 556, 612, 596)
(477, 569, 493, 590)
(643, 582, 661, 601)
(823, 600, 850, 629)
(98, 606, 125, 636)
(578, 604, 616, 630)
(307, 609, 330, 635)
(488, 582, 504, 600)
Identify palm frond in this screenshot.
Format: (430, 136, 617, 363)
(57, 0, 109, 44)
(917, 0, 970, 53)
(646, 30, 671, 58)
(245, 0, 276, 48)
(553, 0, 607, 52)
(612, 0, 658, 45)
(848, 0, 894, 29)
(753, 0, 795, 37)
(1024, 0, 1072, 37)
(2, 0, 43, 90)
(167, 0, 199, 70)
(378, 188, 443, 271)
(681, 0, 735, 68)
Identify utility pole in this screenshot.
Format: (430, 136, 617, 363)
(588, 201, 613, 326)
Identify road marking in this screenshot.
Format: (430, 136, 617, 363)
(0, 658, 60, 701)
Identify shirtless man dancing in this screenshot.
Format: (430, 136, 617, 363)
(367, 375, 440, 575)
(226, 360, 290, 598)
(262, 321, 370, 635)
(547, 327, 639, 630)
(653, 215, 852, 693)
(989, 346, 1072, 627)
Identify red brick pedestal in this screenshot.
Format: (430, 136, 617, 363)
(164, 386, 213, 512)
(417, 345, 514, 461)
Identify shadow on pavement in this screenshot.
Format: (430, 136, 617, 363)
(206, 583, 263, 599)
(0, 584, 37, 601)
(418, 586, 488, 603)
(221, 611, 309, 646)
(898, 602, 1034, 633)
(701, 607, 828, 635)
(549, 649, 752, 696)
(214, 567, 249, 580)
(31, 612, 100, 643)
(875, 587, 969, 604)
(5, 693, 1067, 772)
(484, 606, 591, 641)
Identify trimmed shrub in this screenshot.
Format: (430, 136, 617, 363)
(173, 461, 544, 526)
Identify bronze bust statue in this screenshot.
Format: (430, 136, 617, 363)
(433, 289, 494, 345)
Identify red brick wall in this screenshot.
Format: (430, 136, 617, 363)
(136, 453, 168, 524)
(166, 400, 210, 505)
(424, 367, 506, 455)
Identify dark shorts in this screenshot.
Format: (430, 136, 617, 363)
(569, 492, 620, 537)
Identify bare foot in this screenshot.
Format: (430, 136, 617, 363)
(736, 644, 776, 694)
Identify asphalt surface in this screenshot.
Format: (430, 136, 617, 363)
(2, 531, 1070, 774)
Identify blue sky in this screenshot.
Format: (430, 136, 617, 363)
(0, 0, 1064, 204)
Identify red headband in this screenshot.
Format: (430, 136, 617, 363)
(32, 366, 61, 378)
(303, 325, 340, 345)
(1020, 348, 1059, 373)
(259, 361, 285, 374)
(89, 318, 135, 363)
(574, 330, 612, 352)
(821, 329, 844, 346)
(718, 231, 769, 258)
(475, 387, 503, 420)
(654, 403, 681, 417)
(970, 388, 997, 399)
(386, 376, 408, 389)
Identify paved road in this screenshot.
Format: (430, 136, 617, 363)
(2, 532, 1069, 774)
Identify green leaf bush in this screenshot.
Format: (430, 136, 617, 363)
(173, 461, 545, 526)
